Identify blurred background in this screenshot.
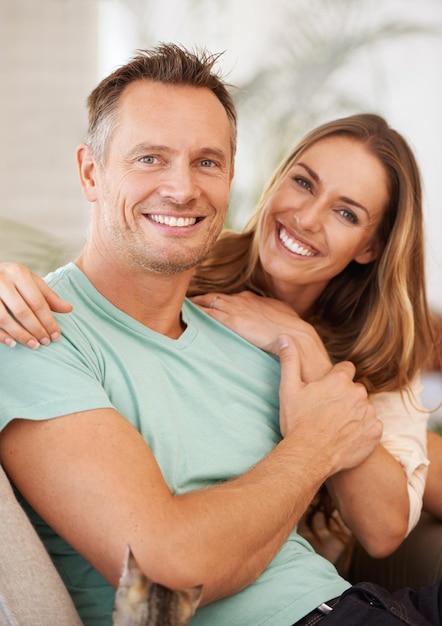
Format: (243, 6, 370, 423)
(1, 0, 441, 417)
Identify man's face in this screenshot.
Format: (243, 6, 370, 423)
(85, 80, 234, 275)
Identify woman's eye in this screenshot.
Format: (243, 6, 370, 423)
(339, 208, 358, 224)
(294, 176, 312, 191)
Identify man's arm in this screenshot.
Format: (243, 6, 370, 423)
(0, 336, 381, 604)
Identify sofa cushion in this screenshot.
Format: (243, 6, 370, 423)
(0, 464, 83, 625)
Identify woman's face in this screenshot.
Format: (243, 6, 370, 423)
(258, 135, 389, 313)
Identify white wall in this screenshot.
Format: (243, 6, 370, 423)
(99, 0, 442, 313)
(1, 0, 441, 314)
(0, 0, 99, 251)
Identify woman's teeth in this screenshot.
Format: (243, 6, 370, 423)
(279, 226, 316, 257)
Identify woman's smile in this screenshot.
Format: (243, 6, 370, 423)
(277, 223, 318, 258)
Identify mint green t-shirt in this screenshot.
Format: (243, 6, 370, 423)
(0, 264, 349, 625)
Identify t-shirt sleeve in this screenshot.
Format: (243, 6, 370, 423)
(369, 381, 429, 535)
(0, 318, 114, 430)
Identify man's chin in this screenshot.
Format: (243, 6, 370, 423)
(135, 256, 202, 275)
(130, 238, 217, 275)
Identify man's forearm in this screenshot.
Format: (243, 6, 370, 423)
(0, 411, 330, 605)
(134, 436, 331, 603)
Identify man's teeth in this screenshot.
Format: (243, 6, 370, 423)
(149, 215, 197, 227)
(279, 227, 316, 257)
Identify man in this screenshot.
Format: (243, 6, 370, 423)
(0, 44, 435, 626)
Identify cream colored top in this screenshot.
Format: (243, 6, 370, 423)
(370, 381, 429, 535)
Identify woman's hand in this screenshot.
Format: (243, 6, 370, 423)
(0, 263, 72, 348)
(191, 291, 332, 382)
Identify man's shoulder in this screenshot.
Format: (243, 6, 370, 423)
(44, 262, 81, 295)
(45, 263, 105, 319)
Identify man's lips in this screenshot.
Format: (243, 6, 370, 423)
(278, 224, 318, 257)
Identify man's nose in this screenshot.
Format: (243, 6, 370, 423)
(157, 163, 201, 205)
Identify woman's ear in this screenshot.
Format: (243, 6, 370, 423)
(76, 144, 98, 202)
(354, 238, 380, 265)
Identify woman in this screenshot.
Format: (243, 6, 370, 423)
(0, 114, 440, 556)
(190, 114, 442, 517)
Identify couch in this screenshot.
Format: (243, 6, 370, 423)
(0, 463, 83, 626)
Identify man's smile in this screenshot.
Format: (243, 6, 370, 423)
(147, 214, 199, 227)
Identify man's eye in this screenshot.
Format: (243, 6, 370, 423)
(200, 159, 216, 167)
(139, 156, 158, 164)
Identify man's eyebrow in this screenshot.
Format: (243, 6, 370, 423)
(197, 147, 229, 162)
(296, 162, 370, 216)
(125, 144, 171, 159)
(125, 144, 228, 163)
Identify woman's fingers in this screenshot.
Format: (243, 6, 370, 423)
(0, 263, 72, 347)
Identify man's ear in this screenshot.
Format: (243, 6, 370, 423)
(229, 161, 235, 186)
(77, 144, 99, 202)
(354, 238, 380, 265)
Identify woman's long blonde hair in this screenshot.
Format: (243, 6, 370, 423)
(190, 114, 434, 393)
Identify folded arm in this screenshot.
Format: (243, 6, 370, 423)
(1, 409, 302, 604)
(193, 291, 425, 557)
(0, 276, 417, 559)
(0, 336, 380, 604)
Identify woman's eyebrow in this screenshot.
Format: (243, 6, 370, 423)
(297, 162, 320, 184)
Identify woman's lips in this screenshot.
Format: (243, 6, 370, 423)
(278, 224, 318, 257)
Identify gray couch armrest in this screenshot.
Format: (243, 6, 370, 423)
(0, 464, 83, 625)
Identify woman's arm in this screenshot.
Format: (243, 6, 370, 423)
(0, 263, 72, 347)
(191, 291, 333, 380)
(328, 384, 430, 556)
(424, 430, 442, 519)
(193, 291, 426, 556)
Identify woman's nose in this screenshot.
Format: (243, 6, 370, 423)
(293, 198, 324, 232)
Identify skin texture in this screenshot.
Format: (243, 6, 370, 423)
(0, 81, 382, 605)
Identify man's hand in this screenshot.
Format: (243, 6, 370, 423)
(278, 334, 382, 474)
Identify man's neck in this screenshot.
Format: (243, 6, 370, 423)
(75, 253, 192, 339)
